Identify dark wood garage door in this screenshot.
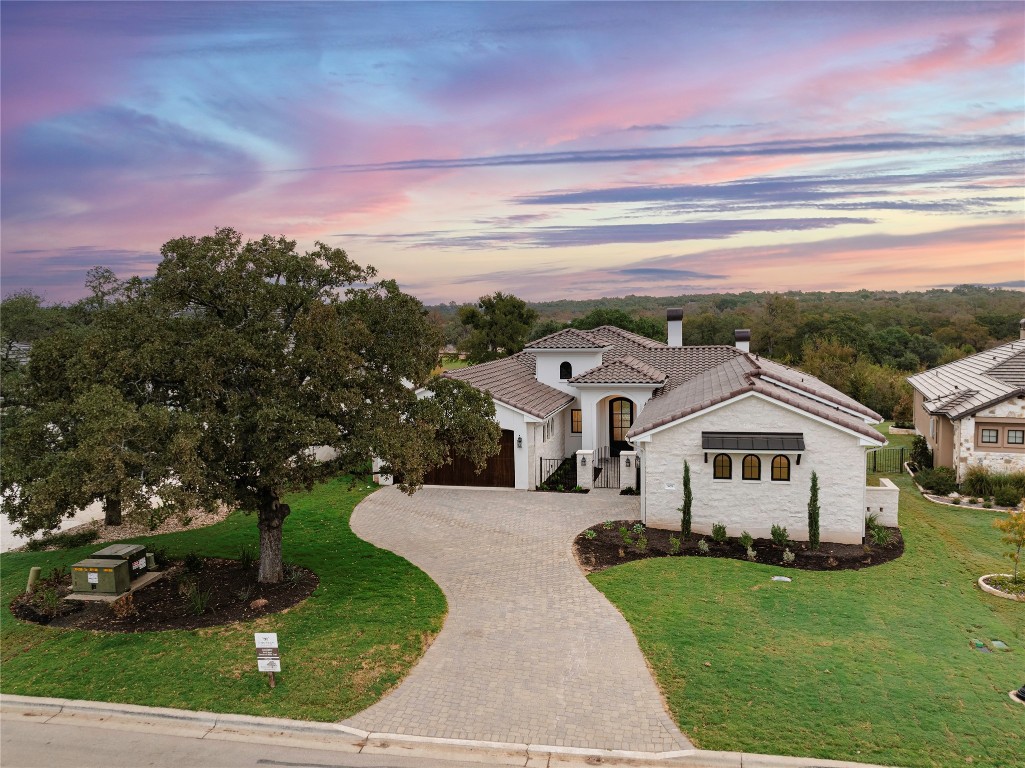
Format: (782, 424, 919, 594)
(422, 429, 515, 487)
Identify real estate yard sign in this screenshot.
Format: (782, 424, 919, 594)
(255, 632, 280, 687)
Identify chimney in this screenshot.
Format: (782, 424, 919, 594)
(667, 308, 683, 346)
(1020, 318, 1024, 340)
(735, 329, 751, 353)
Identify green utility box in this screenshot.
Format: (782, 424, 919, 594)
(91, 543, 148, 580)
(71, 559, 131, 595)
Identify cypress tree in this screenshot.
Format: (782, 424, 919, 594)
(681, 460, 693, 537)
(808, 470, 820, 550)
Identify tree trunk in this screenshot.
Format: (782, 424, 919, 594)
(104, 496, 123, 526)
(257, 490, 290, 584)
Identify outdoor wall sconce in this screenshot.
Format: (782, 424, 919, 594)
(580, 456, 587, 467)
(517, 435, 523, 448)
(625, 457, 631, 467)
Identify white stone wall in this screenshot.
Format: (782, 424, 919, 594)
(865, 478, 899, 527)
(533, 351, 605, 394)
(494, 401, 530, 489)
(620, 451, 637, 490)
(952, 398, 1025, 481)
(531, 407, 570, 487)
(641, 393, 870, 544)
(576, 450, 594, 489)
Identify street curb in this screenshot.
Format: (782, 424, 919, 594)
(1, 694, 904, 768)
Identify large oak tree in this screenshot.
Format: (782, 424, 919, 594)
(1, 229, 500, 582)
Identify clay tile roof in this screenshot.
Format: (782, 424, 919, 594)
(443, 353, 573, 419)
(569, 355, 668, 385)
(627, 354, 885, 443)
(908, 340, 1025, 419)
(524, 328, 606, 350)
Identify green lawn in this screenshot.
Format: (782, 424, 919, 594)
(0, 478, 446, 721)
(879, 420, 916, 451)
(590, 474, 1023, 767)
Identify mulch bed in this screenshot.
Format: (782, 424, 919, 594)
(575, 521, 904, 574)
(10, 558, 318, 632)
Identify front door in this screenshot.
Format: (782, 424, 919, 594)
(609, 398, 634, 457)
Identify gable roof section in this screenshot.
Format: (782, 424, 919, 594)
(444, 354, 573, 419)
(524, 328, 607, 350)
(627, 354, 885, 443)
(569, 355, 667, 385)
(907, 340, 1025, 419)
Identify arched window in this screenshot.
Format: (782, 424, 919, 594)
(742, 454, 761, 480)
(713, 454, 732, 479)
(560, 361, 572, 379)
(771, 455, 790, 482)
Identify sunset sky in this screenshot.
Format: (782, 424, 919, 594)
(2, 1, 1023, 304)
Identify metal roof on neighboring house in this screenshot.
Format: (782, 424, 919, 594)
(907, 340, 1025, 419)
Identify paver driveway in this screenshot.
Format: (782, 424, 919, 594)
(343, 486, 692, 752)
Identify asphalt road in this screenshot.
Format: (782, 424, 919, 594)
(0, 717, 495, 768)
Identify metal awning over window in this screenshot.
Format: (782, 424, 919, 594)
(701, 432, 805, 452)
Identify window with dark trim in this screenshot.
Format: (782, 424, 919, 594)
(1008, 429, 1024, 445)
(742, 454, 761, 480)
(713, 453, 732, 479)
(559, 361, 572, 379)
(980, 428, 999, 444)
(771, 455, 790, 482)
(571, 409, 582, 434)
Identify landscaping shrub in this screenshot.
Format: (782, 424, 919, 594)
(782, 548, 796, 565)
(739, 531, 754, 549)
(668, 535, 681, 555)
(994, 485, 1023, 508)
(962, 467, 1025, 503)
(24, 528, 99, 551)
(866, 513, 892, 547)
(770, 524, 789, 548)
(711, 522, 727, 543)
(697, 539, 709, 554)
(961, 466, 994, 498)
(914, 466, 957, 495)
(910, 435, 932, 470)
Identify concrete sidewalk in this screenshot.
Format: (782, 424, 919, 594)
(0, 695, 903, 768)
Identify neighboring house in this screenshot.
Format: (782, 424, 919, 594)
(396, 309, 893, 545)
(907, 322, 1025, 481)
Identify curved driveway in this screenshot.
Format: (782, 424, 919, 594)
(343, 486, 691, 752)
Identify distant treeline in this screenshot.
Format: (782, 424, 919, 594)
(429, 286, 1024, 422)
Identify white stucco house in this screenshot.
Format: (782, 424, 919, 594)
(907, 324, 1025, 481)
(395, 310, 895, 544)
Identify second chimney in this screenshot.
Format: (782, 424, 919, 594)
(667, 308, 683, 346)
(735, 329, 751, 352)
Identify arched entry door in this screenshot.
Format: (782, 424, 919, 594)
(609, 398, 634, 457)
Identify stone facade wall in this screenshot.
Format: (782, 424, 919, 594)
(953, 398, 1025, 481)
(530, 407, 570, 487)
(865, 478, 899, 527)
(641, 394, 870, 544)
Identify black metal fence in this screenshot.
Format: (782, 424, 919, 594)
(592, 446, 621, 488)
(866, 447, 907, 474)
(538, 456, 568, 487)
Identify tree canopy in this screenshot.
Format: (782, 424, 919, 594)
(1, 228, 500, 582)
(458, 292, 538, 363)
